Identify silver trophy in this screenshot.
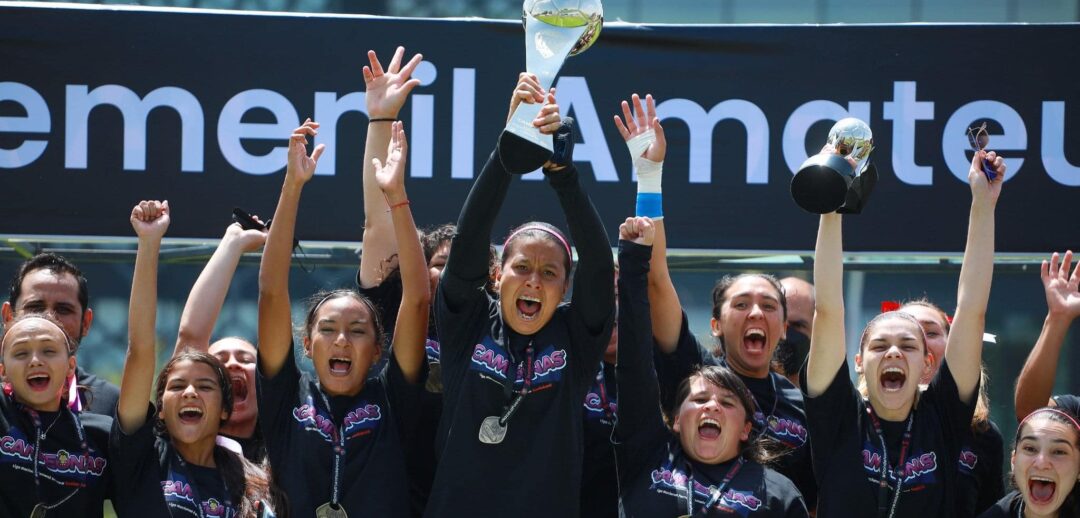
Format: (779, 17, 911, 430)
(790, 117, 878, 214)
(499, 0, 603, 174)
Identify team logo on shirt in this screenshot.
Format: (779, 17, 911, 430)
(650, 466, 763, 515)
(0, 430, 107, 478)
(470, 336, 567, 388)
(861, 442, 939, 486)
(958, 447, 978, 474)
(753, 412, 807, 448)
(163, 479, 234, 517)
(425, 339, 441, 363)
(292, 396, 382, 442)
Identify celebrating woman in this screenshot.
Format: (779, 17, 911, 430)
(423, 75, 615, 517)
(112, 200, 276, 517)
(614, 216, 807, 517)
(803, 146, 1004, 517)
(979, 407, 1080, 518)
(257, 119, 429, 517)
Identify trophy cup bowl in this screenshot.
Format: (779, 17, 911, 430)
(498, 0, 603, 174)
(790, 118, 877, 214)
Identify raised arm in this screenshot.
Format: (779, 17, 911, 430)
(175, 222, 266, 355)
(118, 200, 170, 433)
(945, 149, 1004, 405)
(358, 47, 423, 288)
(374, 121, 430, 383)
(442, 77, 557, 308)
(1014, 250, 1079, 420)
(257, 119, 325, 378)
(613, 94, 680, 352)
(805, 212, 845, 397)
(549, 125, 614, 333)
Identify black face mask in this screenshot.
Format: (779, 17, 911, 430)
(773, 329, 810, 377)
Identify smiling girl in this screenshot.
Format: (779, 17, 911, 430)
(804, 145, 1005, 517)
(0, 312, 111, 517)
(112, 200, 275, 518)
(613, 216, 807, 517)
(979, 408, 1080, 518)
(257, 119, 429, 518)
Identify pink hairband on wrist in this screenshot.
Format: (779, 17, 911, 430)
(503, 225, 572, 261)
(1020, 407, 1080, 432)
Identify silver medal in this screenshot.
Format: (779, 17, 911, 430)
(29, 504, 46, 518)
(315, 502, 348, 518)
(478, 415, 507, 444)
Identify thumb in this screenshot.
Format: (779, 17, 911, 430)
(970, 148, 984, 169)
(311, 144, 326, 164)
(161, 200, 170, 214)
(372, 158, 383, 170)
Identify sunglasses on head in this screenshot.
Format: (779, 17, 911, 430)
(966, 122, 997, 181)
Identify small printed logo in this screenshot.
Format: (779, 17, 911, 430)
(958, 448, 978, 473)
(293, 397, 382, 442)
(754, 412, 808, 447)
(862, 443, 939, 486)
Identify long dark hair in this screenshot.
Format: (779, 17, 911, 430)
(1010, 407, 1080, 518)
(668, 365, 784, 465)
(155, 350, 278, 518)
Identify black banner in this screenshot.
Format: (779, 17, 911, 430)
(2, 5, 1077, 253)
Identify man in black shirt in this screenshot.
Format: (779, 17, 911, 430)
(3, 252, 120, 416)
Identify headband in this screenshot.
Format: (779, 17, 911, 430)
(503, 225, 572, 262)
(1019, 407, 1080, 435)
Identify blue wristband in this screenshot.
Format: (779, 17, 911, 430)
(635, 192, 663, 218)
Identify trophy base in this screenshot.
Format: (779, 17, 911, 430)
(498, 129, 554, 175)
(790, 154, 852, 214)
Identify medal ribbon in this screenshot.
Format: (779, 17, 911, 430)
(866, 405, 914, 518)
(317, 391, 348, 510)
(496, 341, 535, 426)
(594, 363, 614, 422)
(20, 403, 90, 514)
(685, 457, 744, 517)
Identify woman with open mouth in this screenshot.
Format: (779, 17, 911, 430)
(803, 145, 1004, 518)
(112, 200, 277, 518)
(614, 216, 807, 517)
(422, 74, 614, 517)
(257, 119, 430, 518)
(0, 312, 112, 517)
(978, 407, 1080, 518)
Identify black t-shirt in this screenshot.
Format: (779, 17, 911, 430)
(1053, 394, 1080, 418)
(614, 242, 807, 518)
(427, 276, 613, 516)
(0, 395, 111, 517)
(258, 346, 422, 518)
(803, 359, 976, 518)
(358, 269, 443, 517)
(976, 491, 1021, 518)
(77, 365, 120, 417)
(581, 359, 618, 518)
(654, 316, 816, 508)
(221, 428, 266, 465)
(110, 404, 235, 517)
(958, 419, 1005, 518)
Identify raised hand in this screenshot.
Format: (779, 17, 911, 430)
(223, 220, 267, 254)
(969, 149, 1004, 205)
(287, 118, 325, 184)
(130, 199, 170, 239)
(619, 216, 655, 247)
(373, 121, 409, 200)
(507, 72, 546, 124)
(364, 47, 424, 120)
(614, 93, 666, 163)
(1042, 250, 1080, 321)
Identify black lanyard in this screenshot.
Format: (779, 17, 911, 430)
(21, 403, 90, 513)
(317, 390, 349, 509)
(169, 446, 234, 518)
(594, 362, 614, 422)
(866, 405, 914, 518)
(681, 456, 744, 516)
(496, 341, 535, 426)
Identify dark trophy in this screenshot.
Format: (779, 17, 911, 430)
(498, 0, 603, 174)
(790, 117, 877, 214)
